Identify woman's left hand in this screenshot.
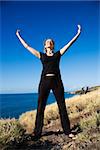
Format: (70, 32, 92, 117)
(77, 24, 81, 34)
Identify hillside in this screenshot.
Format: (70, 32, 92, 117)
(73, 85, 100, 94)
(0, 87, 100, 150)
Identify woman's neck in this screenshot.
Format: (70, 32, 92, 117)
(46, 48, 54, 56)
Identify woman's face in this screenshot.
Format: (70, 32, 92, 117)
(44, 39, 54, 51)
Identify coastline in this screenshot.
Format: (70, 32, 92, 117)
(0, 86, 100, 149)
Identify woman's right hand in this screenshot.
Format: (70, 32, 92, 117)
(77, 25, 81, 34)
(16, 29, 20, 36)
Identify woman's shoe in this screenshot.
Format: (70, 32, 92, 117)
(31, 132, 41, 141)
(68, 133, 77, 139)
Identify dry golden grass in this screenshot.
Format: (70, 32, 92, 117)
(19, 102, 59, 133)
(19, 88, 100, 133)
(67, 88, 100, 118)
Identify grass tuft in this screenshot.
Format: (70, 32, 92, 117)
(0, 118, 25, 147)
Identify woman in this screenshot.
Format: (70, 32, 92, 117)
(16, 24, 81, 139)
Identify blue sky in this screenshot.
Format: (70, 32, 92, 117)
(0, 1, 99, 93)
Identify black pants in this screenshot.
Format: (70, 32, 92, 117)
(34, 75, 71, 135)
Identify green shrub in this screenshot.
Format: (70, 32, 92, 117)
(79, 112, 100, 130)
(0, 118, 25, 147)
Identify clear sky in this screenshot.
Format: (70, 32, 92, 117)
(0, 1, 100, 93)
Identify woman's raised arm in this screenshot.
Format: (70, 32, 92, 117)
(60, 25, 81, 55)
(16, 30, 41, 59)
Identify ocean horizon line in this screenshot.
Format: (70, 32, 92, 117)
(0, 91, 71, 95)
(0, 92, 38, 95)
(0, 85, 99, 95)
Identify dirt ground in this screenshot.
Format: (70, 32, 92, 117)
(4, 117, 100, 150)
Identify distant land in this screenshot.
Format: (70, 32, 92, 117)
(67, 85, 100, 94)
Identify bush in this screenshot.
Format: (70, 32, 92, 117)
(0, 118, 25, 147)
(79, 112, 100, 130)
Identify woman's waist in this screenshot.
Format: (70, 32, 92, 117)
(41, 72, 61, 79)
(45, 73, 55, 77)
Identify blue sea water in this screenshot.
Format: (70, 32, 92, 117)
(0, 93, 75, 119)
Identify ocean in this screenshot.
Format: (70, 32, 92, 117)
(0, 92, 75, 119)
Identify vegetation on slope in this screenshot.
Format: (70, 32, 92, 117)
(0, 86, 100, 149)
